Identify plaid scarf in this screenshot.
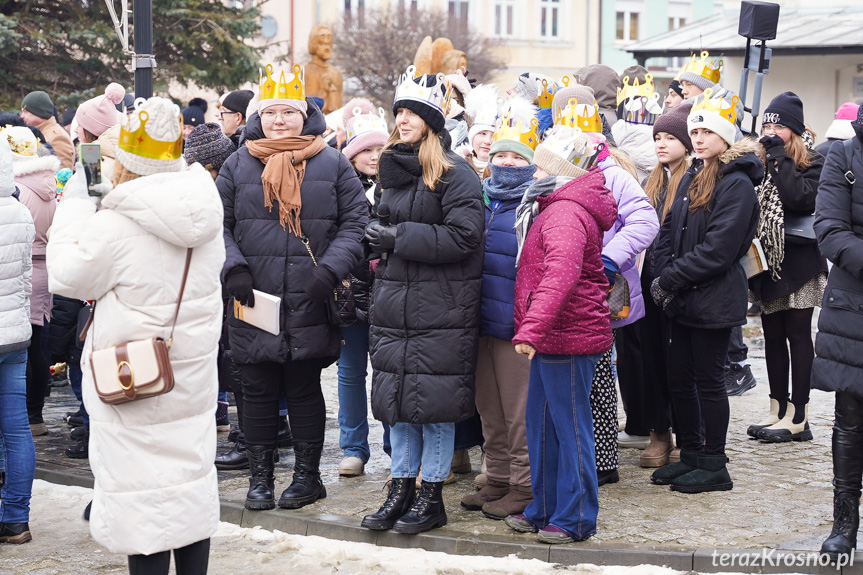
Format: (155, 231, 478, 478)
(754, 130, 814, 281)
(514, 175, 573, 265)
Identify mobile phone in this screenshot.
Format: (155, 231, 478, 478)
(78, 143, 102, 196)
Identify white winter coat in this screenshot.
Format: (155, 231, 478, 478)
(611, 120, 658, 182)
(0, 144, 35, 354)
(46, 163, 226, 555)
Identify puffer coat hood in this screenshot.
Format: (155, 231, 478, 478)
(513, 167, 617, 355)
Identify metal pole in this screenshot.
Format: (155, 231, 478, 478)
(134, 0, 154, 98)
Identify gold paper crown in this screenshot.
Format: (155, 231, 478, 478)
(678, 51, 722, 85)
(543, 127, 606, 170)
(394, 65, 449, 115)
(536, 78, 557, 109)
(691, 88, 739, 126)
(616, 74, 656, 106)
(118, 110, 183, 161)
(493, 113, 540, 150)
(345, 107, 389, 144)
(259, 63, 305, 102)
(554, 97, 602, 133)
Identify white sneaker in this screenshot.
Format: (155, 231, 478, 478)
(617, 431, 650, 449)
(338, 456, 365, 477)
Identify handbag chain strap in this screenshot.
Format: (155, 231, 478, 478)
(78, 248, 194, 348)
(302, 236, 319, 267)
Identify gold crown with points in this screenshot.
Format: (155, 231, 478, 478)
(543, 127, 606, 170)
(345, 106, 389, 144)
(616, 73, 656, 106)
(678, 51, 722, 85)
(691, 88, 739, 126)
(536, 78, 557, 108)
(554, 97, 602, 133)
(493, 113, 540, 150)
(259, 63, 305, 102)
(118, 109, 183, 161)
(395, 65, 449, 115)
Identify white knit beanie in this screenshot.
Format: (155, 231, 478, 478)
(0, 138, 14, 197)
(115, 97, 186, 176)
(687, 96, 737, 147)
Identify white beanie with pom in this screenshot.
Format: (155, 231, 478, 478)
(115, 97, 186, 176)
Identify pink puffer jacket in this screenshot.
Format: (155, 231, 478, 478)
(513, 166, 617, 355)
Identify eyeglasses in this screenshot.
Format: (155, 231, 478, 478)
(218, 111, 240, 120)
(261, 109, 300, 121)
(761, 124, 789, 135)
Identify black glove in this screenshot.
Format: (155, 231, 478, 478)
(225, 268, 255, 307)
(363, 223, 397, 253)
(759, 134, 785, 150)
(305, 265, 338, 301)
(650, 277, 676, 311)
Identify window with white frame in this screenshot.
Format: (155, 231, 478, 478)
(493, 0, 515, 38)
(668, 16, 686, 30)
(615, 10, 640, 41)
(344, 0, 367, 26)
(449, 1, 469, 33)
(540, 0, 561, 39)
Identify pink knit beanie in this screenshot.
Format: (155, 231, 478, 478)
(835, 102, 860, 121)
(76, 83, 126, 137)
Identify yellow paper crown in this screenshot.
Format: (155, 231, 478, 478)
(493, 113, 540, 150)
(536, 78, 557, 109)
(678, 51, 722, 85)
(259, 64, 305, 102)
(118, 110, 183, 161)
(616, 74, 656, 106)
(691, 88, 739, 126)
(554, 97, 602, 133)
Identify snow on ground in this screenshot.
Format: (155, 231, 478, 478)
(1, 480, 692, 575)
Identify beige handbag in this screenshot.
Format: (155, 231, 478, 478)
(80, 249, 193, 405)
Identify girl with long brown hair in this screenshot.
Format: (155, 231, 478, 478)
(748, 92, 827, 443)
(650, 91, 760, 493)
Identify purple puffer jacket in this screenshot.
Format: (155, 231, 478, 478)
(598, 155, 659, 327)
(513, 167, 618, 355)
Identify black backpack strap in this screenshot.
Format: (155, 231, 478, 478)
(843, 138, 857, 185)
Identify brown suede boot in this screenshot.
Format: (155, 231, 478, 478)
(640, 429, 673, 468)
(460, 478, 509, 510)
(481, 484, 533, 520)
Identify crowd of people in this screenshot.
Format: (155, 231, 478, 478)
(1, 48, 863, 573)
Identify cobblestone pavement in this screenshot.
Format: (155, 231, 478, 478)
(36, 314, 836, 552)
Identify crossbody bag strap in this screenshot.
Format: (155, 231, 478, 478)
(167, 248, 194, 349)
(843, 138, 857, 186)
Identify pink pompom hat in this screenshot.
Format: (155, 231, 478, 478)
(76, 82, 126, 137)
(342, 97, 390, 161)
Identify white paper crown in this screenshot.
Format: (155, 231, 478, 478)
(345, 107, 389, 145)
(394, 65, 448, 115)
(623, 92, 663, 126)
(544, 126, 606, 170)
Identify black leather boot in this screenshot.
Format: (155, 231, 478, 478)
(361, 477, 417, 530)
(0, 522, 31, 544)
(216, 439, 249, 471)
(392, 480, 447, 534)
(277, 442, 326, 509)
(245, 445, 276, 510)
(822, 425, 863, 559)
(277, 416, 293, 449)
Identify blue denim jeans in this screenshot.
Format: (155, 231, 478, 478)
(0, 348, 36, 524)
(337, 323, 371, 462)
(68, 360, 89, 425)
(390, 422, 455, 483)
(524, 352, 601, 541)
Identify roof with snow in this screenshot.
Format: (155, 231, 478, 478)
(625, 6, 863, 62)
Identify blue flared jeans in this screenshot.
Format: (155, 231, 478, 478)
(523, 352, 601, 541)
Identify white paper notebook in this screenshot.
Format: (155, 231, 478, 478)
(740, 238, 768, 279)
(233, 290, 281, 336)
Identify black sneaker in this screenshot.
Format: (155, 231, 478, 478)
(597, 469, 620, 486)
(70, 425, 88, 441)
(726, 364, 756, 396)
(65, 441, 89, 459)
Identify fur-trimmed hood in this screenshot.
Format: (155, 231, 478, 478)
(12, 153, 60, 178)
(717, 137, 764, 184)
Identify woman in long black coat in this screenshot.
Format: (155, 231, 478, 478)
(217, 75, 367, 512)
(812, 106, 863, 560)
(361, 69, 484, 535)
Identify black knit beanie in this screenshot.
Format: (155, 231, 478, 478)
(763, 91, 805, 136)
(392, 74, 446, 134)
(182, 97, 208, 128)
(653, 102, 693, 153)
(221, 90, 255, 120)
(668, 80, 684, 99)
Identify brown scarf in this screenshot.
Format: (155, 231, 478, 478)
(246, 135, 327, 236)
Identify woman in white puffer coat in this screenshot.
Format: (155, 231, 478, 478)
(47, 97, 225, 574)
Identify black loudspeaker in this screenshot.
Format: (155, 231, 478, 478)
(738, 1, 780, 40)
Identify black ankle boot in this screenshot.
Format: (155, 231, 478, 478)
(277, 416, 293, 449)
(0, 522, 31, 544)
(216, 439, 249, 471)
(245, 445, 276, 510)
(361, 477, 417, 530)
(670, 454, 733, 493)
(277, 442, 326, 509)
(392, 480, 447, 534)
(822, 492, 860, 559)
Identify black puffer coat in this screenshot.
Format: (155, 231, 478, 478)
(369, 133, 484, 425)
(655, 138, 762, 329)
(217, 102, 368, 365)
(812, 133, 863, 395)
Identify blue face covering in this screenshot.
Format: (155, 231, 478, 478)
(484, 162, 537, 202)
